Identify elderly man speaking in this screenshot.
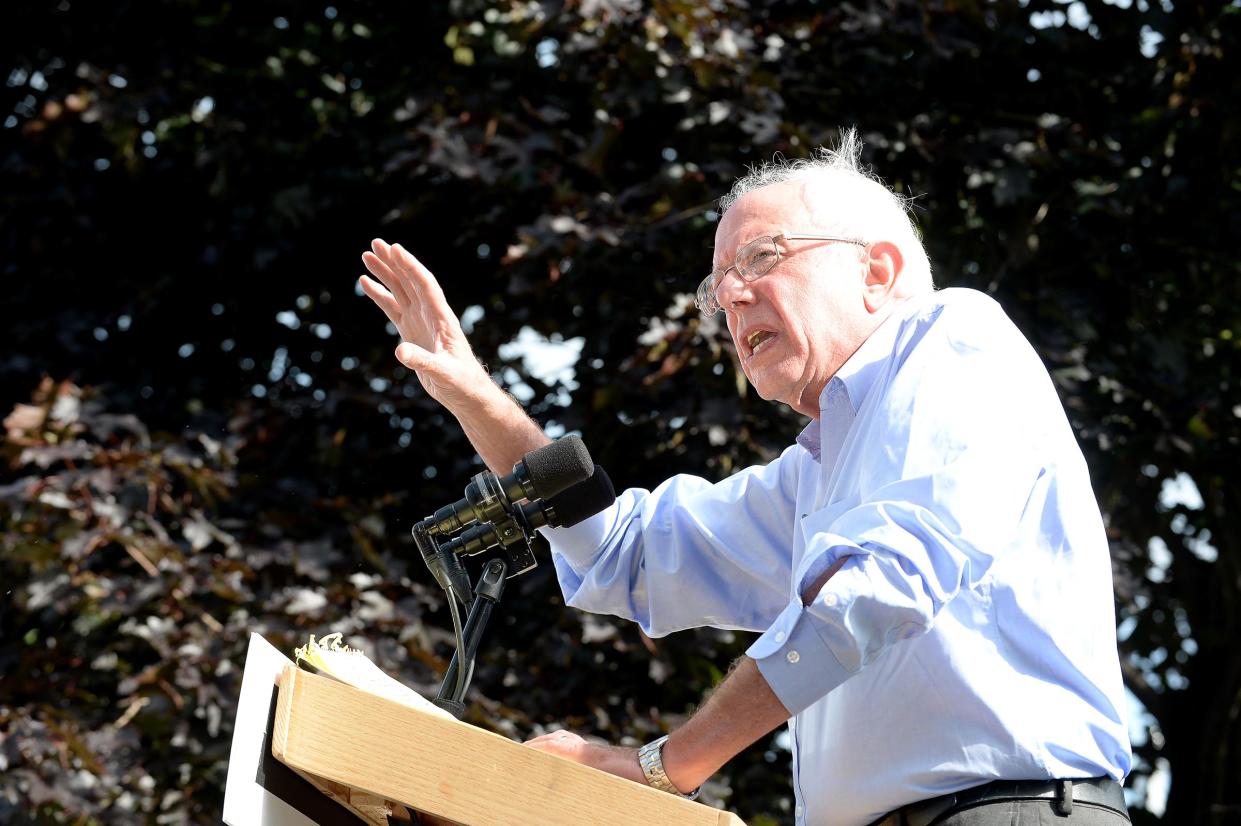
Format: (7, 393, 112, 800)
(358, 130, 1132, 826)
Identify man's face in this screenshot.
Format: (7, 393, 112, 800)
(712, 181, 872, 418)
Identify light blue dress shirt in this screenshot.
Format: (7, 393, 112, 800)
(546, 288, 1132, 826)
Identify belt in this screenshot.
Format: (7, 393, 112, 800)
(871, 776, 1129, 826)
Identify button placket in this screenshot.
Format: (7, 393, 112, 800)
(790, 719, 804, 826)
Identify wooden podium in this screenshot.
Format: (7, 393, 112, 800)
(272, 665, 747, 826)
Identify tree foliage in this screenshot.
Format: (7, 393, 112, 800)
(2, 1, 1238, 823)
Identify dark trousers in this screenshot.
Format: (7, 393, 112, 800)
(935, 799, 1129, 825)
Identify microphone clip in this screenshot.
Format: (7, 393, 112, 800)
(412, 518, 475, 608)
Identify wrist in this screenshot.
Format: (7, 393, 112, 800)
(443, 362, 504, 410)
(638, 734, 704, 799)
(456, 385, 551, 474)
(661, 734, 712, 795)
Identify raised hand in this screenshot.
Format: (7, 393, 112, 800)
(358, 238, 492, 412)
(358, 238, 551, 472)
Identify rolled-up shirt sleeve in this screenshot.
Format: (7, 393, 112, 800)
(748, 312, 1051, 716)
(748, 467, 1041, 716)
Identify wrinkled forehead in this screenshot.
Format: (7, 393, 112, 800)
(712, 180, 823, 267)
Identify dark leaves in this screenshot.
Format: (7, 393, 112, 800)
(2, 0, 1239, 822)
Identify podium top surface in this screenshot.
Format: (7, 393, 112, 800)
(272, 665, 747, 826)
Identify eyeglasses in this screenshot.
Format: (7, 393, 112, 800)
(694, 233, 867, 316)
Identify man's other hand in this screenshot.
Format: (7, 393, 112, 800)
(523, 730, 646, 786)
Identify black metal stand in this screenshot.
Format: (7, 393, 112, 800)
(433, 557, 508, 718)
(413, 489, 542, 720)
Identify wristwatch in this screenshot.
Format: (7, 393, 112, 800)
(637, 735, 700, 800)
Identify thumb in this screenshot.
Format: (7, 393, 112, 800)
(394, 342, 432, 371)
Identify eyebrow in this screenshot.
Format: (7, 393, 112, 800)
(710, 231, 781, 270)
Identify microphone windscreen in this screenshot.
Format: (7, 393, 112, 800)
(521, 435, 594, 500)
(545, 465, 616, 528)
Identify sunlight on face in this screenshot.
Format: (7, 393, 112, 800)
(713, 181, 875, 418)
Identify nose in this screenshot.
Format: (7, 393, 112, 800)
(714, 267, 754, 311)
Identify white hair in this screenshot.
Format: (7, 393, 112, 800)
(719, 128, 934, 295)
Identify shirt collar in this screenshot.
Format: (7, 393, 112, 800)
(795, 297, 918, 462)
(795, 419, 822, 461)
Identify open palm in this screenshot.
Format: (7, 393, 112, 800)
(358, 239, 490, 408)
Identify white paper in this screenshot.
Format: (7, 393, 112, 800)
(222, 633, 320, 826)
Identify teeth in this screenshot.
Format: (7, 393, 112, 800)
(747, 330, 773, 353)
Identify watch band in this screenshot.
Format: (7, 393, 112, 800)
(637, 735, 700, 800)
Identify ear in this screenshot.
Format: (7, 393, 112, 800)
(862, 241, 903, 314)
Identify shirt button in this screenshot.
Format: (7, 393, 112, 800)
(786, 650, 800, 664)
(795, 805, 804, 819)
(822, 594, 837, 607)
(775, 631, 786, 642)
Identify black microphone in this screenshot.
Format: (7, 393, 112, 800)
(422, 435, 594, 538)
(536, 464, 617, 529)
(438, 465, 616, 558)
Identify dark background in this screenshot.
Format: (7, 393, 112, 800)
(2, 1, 1238, 823)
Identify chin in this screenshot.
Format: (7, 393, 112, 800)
(746, 373, 787, 405)
(743, 373, 770, 400)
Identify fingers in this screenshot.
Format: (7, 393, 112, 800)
(523, 730, 586, 758)
(367, 238, 453, 318)
(369, 238, 415, 298)
(370, 239, 469, 342)
(385, 241, 454, 313)
(524, 729, 573, 745)
(364, 237, 475, 365)
(358, 275, 402, 321)
(362, 249, 413, 307)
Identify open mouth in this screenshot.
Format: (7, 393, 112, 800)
(746, 329, 777, 358)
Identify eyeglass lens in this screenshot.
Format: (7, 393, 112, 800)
(698, 236, 779, 314)
(736, 237, 779, 279)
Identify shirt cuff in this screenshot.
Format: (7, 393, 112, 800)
(541, 501, 619, 568)
(746, 599, 854, 716)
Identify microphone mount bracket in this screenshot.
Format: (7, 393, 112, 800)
(435, 508, 538, 578)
